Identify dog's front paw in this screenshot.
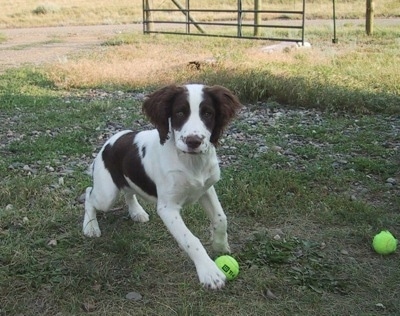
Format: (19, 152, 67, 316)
(83, 219, 101, 237)
(197, 261, 226, 290)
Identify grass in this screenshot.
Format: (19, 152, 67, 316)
(4, 38, 64, 51)
(0, 0, 399, 28)
(0, 33, 6, 44)
(46, 23, 400, 114)
(1, 63, 399, 315)
(1, 2, 400, 315)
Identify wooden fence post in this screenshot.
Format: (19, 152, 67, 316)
(254, 0, 261, 36)
(144, 0, 154, 32)
(366, 0, 374, 35)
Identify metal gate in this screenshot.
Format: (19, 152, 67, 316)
(143, 0, 306, 44)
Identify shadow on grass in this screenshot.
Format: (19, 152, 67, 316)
(183, 67, 400, 115)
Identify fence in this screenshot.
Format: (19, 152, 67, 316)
(143, 0, 306, 45)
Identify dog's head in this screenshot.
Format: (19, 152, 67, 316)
(142, 84, 241, 154)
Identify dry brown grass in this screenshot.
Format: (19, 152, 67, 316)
(48, 35, 316, 88)
(47, 39, 215, 88)
(46, 34, 338, 90)
(0, 0, 140, 28)
(1, 0, 399, 28)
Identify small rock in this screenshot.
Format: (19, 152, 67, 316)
(125, 291, 142, 301)
(264, 288, 278, 300)
(22, 216, 29, 224)
(48, 239, 57, 246)
(375, 303, 385, 309)
(58, 177, 64, 186)
(61, 188, 73, 195)
(46, 166, 55, 172)
(331, 162, 340, 169)
(283, 149, 295, 156)
(271, 145, 282, 152)
(258, 146, 268, 153)
(273, 234, 281, 241)
(386, 178, 396, 185)
(23, 165, 32, 172)
(5, 204, 13, 211)
(340, 249, 349, 255)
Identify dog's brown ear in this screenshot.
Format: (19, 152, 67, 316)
(203, 85, 242, 145)
(142, 85, 185, 144)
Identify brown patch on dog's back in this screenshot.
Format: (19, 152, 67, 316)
(102, 132, 157, 197)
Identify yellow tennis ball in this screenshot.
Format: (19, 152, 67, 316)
(215, 255, 239, 280)
(372, 230, 397, 255)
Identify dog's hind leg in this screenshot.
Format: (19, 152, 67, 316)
(83, 187, 102, 237)
(83, 166, 119, 237)
(124, 192, 149, 223)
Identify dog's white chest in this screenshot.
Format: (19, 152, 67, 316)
(161, 163, 220, 204)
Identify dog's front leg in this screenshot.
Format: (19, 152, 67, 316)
(157, 202, 226, 289)
(199, 186, 231, 254)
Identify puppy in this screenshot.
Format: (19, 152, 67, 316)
(83, 84, 241, 289)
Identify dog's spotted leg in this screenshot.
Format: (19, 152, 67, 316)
(157, 202, 226, 289)
(199, 186, 231, 254)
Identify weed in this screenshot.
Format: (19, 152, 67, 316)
(32, 4, 60, 15)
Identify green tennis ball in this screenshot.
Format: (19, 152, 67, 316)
(215, 255, 239, 281)
(372, 230, 397, 255)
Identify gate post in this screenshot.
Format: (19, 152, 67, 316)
(237, 0, 242, 37)
(366, 0, 374, 35)
(143, 0, 154, 33)
(254, 0, 261, 36)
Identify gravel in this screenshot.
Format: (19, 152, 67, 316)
(1, 89, 399, 203)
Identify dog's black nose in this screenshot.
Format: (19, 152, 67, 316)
(185, 135, 203, 149)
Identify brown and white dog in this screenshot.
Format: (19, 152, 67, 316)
(83, 84, 241, 289)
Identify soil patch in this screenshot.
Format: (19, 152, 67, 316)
(0, 24, 141, 72)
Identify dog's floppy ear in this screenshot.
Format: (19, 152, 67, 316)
(203, 85, 242, 145)
(142, 85, 185, 144)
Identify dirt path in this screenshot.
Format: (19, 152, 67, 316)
(1, 19, 399, 73)
(0, 24, 142, 72)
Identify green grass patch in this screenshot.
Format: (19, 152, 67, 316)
(1, 22, 400, 315)
(0, 33, 6, 43)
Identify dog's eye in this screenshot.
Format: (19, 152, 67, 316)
(203, 111, 213, 118)
(175, 111, 185, 118)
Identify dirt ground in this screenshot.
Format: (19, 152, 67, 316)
(0, 19, 399, 73)
(0, 24, 142, 72)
